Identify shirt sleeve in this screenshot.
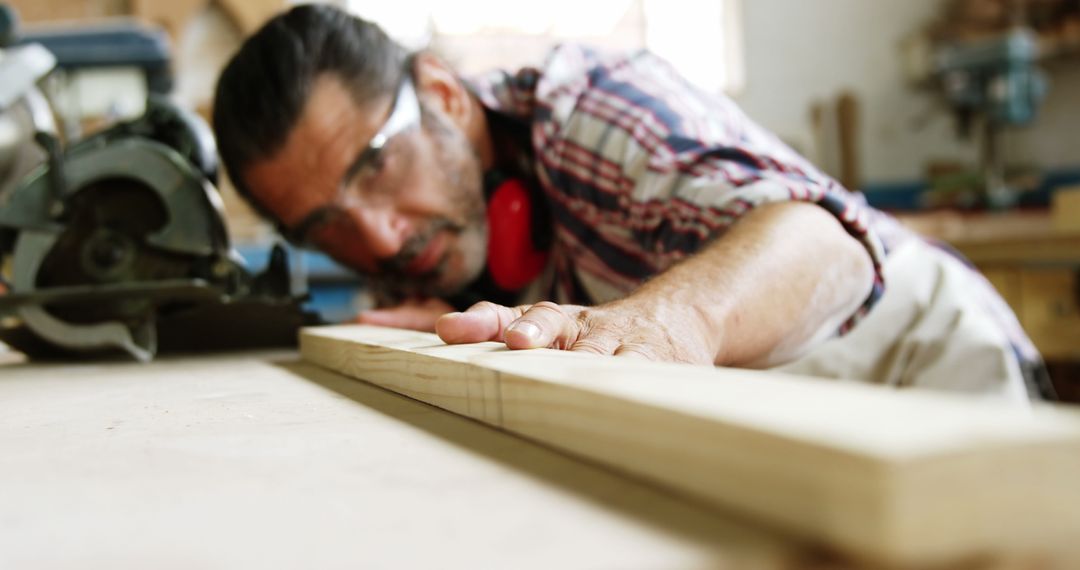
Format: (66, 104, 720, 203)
(530, 45, 886, 334)
(468, 67, 542, 120)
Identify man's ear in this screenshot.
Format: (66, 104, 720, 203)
(413, 52, 472, 127)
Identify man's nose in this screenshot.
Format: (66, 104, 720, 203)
(354, 206, 410, 260)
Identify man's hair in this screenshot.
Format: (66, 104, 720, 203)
(212, 4, 408, 225)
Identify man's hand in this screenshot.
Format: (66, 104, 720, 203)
(436, 298, 717, 364)
(355, 297, 455, 332)
(440, 202, 875, 368)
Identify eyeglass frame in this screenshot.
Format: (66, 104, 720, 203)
(280, 71, 422, 247)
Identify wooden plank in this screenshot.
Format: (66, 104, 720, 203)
(301, 324, 1080, 568)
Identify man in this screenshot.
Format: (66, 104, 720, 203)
(213, 4, 1051, 400)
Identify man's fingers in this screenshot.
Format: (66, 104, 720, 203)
(504, 301, 580, 350)
(437, 300, 699, 362)
(436, 301, 525, 344)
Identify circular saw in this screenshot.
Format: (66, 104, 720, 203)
(0, 44, 317, 360)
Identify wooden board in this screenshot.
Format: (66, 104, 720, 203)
(301, 324, 1080, 567)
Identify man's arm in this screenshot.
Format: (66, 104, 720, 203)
(436, 201, 876, 367)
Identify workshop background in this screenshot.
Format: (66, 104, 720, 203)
(3, 0, 1079, 395)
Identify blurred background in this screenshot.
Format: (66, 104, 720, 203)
(2, 0, 1078, 391)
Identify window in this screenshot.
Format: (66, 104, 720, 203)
(341, 0, 744, 94)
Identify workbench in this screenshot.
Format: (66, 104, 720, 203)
(5, 331, 1080, 569)
(0, 348, 816, 569)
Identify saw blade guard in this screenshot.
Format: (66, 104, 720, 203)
(0, 97, 254, 360)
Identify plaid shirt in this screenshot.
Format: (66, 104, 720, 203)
(471, 44, 886, 334)
(468, 45, 1044, 385)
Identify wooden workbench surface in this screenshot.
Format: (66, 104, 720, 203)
(896, 210, 1080, 265)
(0, 350, 817, 569)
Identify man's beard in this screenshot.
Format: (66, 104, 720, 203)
(367, 108, 487, 305)
(366, 217, 463, 301)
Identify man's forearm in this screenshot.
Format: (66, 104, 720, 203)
(627, 201, 876, 368)
(435, 201, 876, 367)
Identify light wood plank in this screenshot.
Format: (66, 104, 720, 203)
(302, 324, 1080, 567)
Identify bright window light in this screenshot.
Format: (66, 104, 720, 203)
(342, 0, 743, 94)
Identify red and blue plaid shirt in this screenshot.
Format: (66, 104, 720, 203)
(471, 44, 886, 333)
(469, 44, 1042, 379)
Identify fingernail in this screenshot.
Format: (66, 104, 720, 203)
(507, 321, 540, 342)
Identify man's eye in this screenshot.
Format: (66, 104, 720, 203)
(371, 149, 388, 172)
(356, 151, 386, 185)
(354, 136, 407, 196)
(365, 147, 390, 177)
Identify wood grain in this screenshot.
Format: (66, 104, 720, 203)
(302, 324, 1080, 567)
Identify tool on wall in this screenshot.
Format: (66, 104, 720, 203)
(932, 27, 1049, 207)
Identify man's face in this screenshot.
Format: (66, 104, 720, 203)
(243, 74, 488, 299)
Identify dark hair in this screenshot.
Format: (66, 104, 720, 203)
(212, 4, 408, 225)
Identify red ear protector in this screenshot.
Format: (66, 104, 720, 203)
(486, 177, 549, 291)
